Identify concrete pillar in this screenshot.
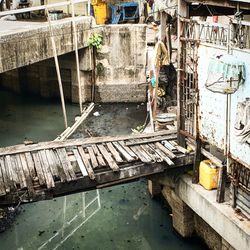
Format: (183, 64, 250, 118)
(0, 69, 20, 93)
(162, 185, 195, 237)
(39, 62, 51, 98)
(222, 239, 236, 250)
(147, 179, 161, 198)
(194, 214, 222, 250)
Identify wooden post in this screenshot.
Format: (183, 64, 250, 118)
(152, 67, 159, 119)
(216, 163, 227, 203)
(71, 0, 83, 113)
(160, 11, 167, 41)
(166, 23, 172, 61)
(192, 137, 201, 184)
(45, 7, 68, 129)
(91, 46, 96, 102)
(177, 0, 188, 146)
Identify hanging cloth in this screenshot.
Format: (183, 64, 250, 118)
(205, 55, 245, 94)
(234, 99, 250, 144)
(154, 41, 170, 68)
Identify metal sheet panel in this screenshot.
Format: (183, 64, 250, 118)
(197, 45, 250, 167)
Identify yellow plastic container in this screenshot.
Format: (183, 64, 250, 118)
(199, 160, 219, 190)
(92, 0, 108, 25)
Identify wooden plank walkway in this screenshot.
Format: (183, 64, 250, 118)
(0, 130, 194, 205)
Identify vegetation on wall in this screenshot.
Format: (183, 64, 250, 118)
(87, 33, 103, 50)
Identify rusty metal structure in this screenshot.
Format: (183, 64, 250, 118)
(177, 0, 250, 216)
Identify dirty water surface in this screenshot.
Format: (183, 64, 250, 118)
(0, 90, 208, 250)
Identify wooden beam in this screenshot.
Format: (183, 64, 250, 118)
(192, 138, 201, 184)
(71, 0, 83, 113)
(184, 0, 250, 10)
(45, 7, 68, 129)
(0, 130, 177, 156)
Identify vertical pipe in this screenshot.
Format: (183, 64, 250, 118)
(46, 7, 68, 129)
(71, 0, 83, 113)
(87, 0, 91, 16)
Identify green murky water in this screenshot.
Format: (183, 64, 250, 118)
(0, 90, 207, 250)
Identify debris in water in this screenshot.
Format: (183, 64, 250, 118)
(93, 111, 100, 117)
(38, 230, 45, 236)
(0, 207, 19, 233)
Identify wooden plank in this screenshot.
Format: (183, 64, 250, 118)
(0, 162, 6, 196)
(15, 154, 28, 189)
(92, 145, 106, 166)
(25, 152, 36, 178)
(97, 144, 120, 172)
(10, 155, 21, 185)
(148, 144, 174, 166)
(7, 155, 20, 188)
(130, 145, 152, 163)
(0, 130, 177, 156)
(5, 155, 16, 189)
(19, 154, 35, 195)
(155, 142, 176, 159)
(125, 134, 177, 146)
(0, 157, 10, 192)
(216, 163, 227, 203)
(61, 148, 77, 180)
(112, 142, 134, 162)
(72, 149, 88, 177)
(39, 150, 55, 189)
(56, 148, 73, 182)
(141, 144, 163, 163)
(170, 141, 188, 154)
(45, 149, 58, 177)
(192, 138, 201, 184)
(162, 140, 176, 151)
(106, 142, 123, 163)
(53, 149, 67, 182)
(78, 146, 95, 180)
(32, 152, 46, 186)
(87, 146, 99, 169)
(118, 141, 138, 159)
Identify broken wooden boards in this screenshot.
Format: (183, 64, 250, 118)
(0, 130, 192, 204)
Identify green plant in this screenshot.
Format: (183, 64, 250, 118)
(87, 33, 103, 49)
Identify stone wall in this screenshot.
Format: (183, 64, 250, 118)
(147, 177, 237, 250)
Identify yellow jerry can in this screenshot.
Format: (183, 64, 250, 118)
(92, 0, 109, 25)
(199, 160, 219, 190)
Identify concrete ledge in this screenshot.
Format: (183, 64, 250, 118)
(0, 16, 94, 73)
(176, 175, 250, 250)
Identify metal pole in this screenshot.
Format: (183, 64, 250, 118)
(87, 0, 91, 16)
(71, 0, 83, 113)
(46, 7, 68, 129)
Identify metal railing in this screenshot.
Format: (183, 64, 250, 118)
(179, 17, 250, 50)
(0, 0, 90, 17)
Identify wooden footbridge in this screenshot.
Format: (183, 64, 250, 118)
(0, 130, 194, 205)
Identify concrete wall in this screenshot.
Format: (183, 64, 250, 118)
(0, 24, 147, 103)
(93, 24, 147, 102)
(197, 44, 250, 166)
(0, 16, 93, 74)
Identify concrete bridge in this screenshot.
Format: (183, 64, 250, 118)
(0, 130, 193, 205)
(0, 16, 94, 74)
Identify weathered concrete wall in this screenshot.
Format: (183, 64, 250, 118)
(159, 177, 240, 250)
(0, 16, 94, 74)
(174, 175, 249, 250)
(0, 24, 147, 103)
(197, 44, 250, 167)
(93, 24, 147, 102)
